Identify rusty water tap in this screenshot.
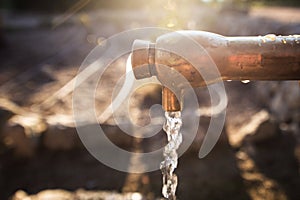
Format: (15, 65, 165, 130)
(131, 31, 300, 111)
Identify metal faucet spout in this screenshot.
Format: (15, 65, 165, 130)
(131, 31, 300, 111)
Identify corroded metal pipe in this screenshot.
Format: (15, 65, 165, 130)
(131, 31, 300, 111)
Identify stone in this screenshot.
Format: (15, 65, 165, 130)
(11, 190, 28, 200)
(0, 107, 13, 128)
(255, 81, 300, 132)
(11, 189, 73, 200)
(227, 110, 273, 147)
(0, 99, 46, 157)
(0, 98, 18, 133)
(0, 98, 26, 116)
(2, 123, 33, 157)
(11, 189, 149, 200)
(245, 120, 280, 144)
(2, 114, 46, 157)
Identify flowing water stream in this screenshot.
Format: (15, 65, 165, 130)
(119, 55, 183, 199)
(160, 111, 183, 200)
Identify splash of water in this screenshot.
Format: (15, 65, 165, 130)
(160, 111, 183, 200)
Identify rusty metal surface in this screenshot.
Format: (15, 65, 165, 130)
(162, 87, 181, 111)
(131, 32, 300, 111)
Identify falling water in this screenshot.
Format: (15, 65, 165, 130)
(160, 111, 183, 200)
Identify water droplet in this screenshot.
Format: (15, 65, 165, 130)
(281, 39, 287, 44)
(294, 35, 300, 44)
(241, 80, 250, 84)
(258, 35, 263, 46)
(259, 35, 267, 43)
(264, 34, 277, 41)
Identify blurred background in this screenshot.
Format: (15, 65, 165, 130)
(0, 0, 299, 199)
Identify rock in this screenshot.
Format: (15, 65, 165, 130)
(11, 190, 28, 200)
(255, 81, 300, 158)
(0, 98, 18, 131)
(235, 151, 287, 200)
(11, 189, 73, 200)
(0, 99, 48, 157)
(0, 107, 13, 153)
(9, 115, 47, 136)
(75, 189, 147, 200)
(227, 110, 275, 147)
(2, 123, 33, 157)
(0, 98, 26, 116)
(35, 189, 74, 200)
(0, 107, 13, 128)
(11, 189, 149, 200)
(245, 120, 280, 144)
(255, 81, 300, 127)
(2, 115, 46, 157)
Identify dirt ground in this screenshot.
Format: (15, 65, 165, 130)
(0, 3, 299, 200)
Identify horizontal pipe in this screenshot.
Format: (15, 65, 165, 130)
(154, 34, 300, 88)
(131, 32, 300, 111)
(223, 35, 300, 81)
